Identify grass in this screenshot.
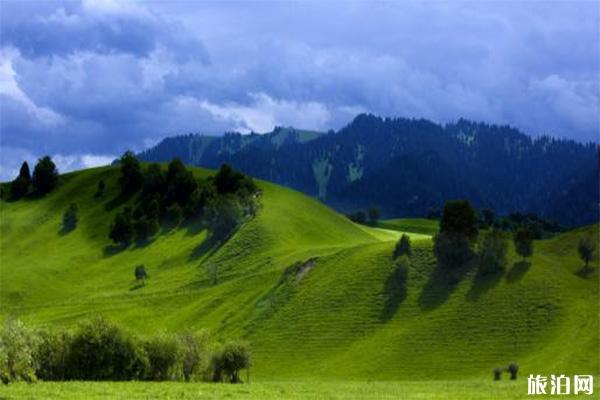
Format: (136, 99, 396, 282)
(3, 379, 598, 399)
(0, 165, 598, 389)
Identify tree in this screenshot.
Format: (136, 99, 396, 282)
(393, 234, 412, 258)
(109, 209, 134, 245)
(10, 162, 31, 199)
(179, 332, 208, 382)
(143, 164, 166, 196)
(513, 228, 533, 261)
(95, 180, 105, 198)
(507, 362, 518, 380)
(578, 234, 596, 270)
(32, 156, 59, 194)
(208, 197, 242, 240)
(368, 207, 380, 223)
(213, 164, 256, 195)
(165, 158, 197, 208)
(165, 203, 184, 227)
(478, 229, 507, 274)
(134, 265, 148, 284)
(434, 200, 478, 268)
(143, 334, 181, 381)
(134, 216, 158, 242)
(118, 151, 143, 195)
(347, 211, 367, 224)
(212, 341, 250, 383)
(62, 203, 79, 232)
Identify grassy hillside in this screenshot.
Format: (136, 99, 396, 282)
(377, 218, 439, 236)
(0, 166, 597, 382)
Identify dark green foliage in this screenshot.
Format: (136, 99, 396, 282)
(433, 232, 473, 268)
(507, 362, 518, 380)
(368, 207, 380, 223)
(347, 210, 367, 224)
(393, 234, 412, 259)
(143, 334, 182, 381)
(165, 203, 184, 227)
(440, 200, 478, 240)
(95, 180, 105, 198)
(32, 156, 59, 194)
(118, 151, 144, 195)
(109, 208, 134, 245)
(166, 158, 197, 207)
(0, 319, 39, 384)
(10, 162, 31, 199)
(133, 216, 159, 241)
(66, 317, 148, 381)
(179, 333, 208, 382)
(134, 265, 148, 284)
(143, 164, 166, 197)
(34, 330, 71, 381)
(212, 341, 251, 383)
(578, 234, 596, 269)
(208, 197, 243, 240)
(62, 203, 78, 232)
(478, 229, 507, 274)
(214, 164, 257, 195)
(513, 228, 534, 261)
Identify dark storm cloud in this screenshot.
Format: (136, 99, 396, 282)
(0, 0, 598, 180)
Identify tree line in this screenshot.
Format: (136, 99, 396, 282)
(4, 157, 59, 199)
(0, 317, 250, 385)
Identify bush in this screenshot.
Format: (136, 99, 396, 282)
(144, 334, 182, 381)
(493, 367, 502, 381)
(134, 265, 148, 284)
(32, 156, 59, 194)
(179, 332, 209, 382)
(35, 329, 71, 381)
(212, 341, 251, 383)
(393, 234, 412, 258)
(66, 317, 148, 381)
(507, 362, 518, 380)
(0, 319, 39, 384)
(478, 229, 507, 274)
(62, 203, 79, 231)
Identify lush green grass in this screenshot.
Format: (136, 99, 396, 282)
(4, 379, 598, 399)
(0, 165, 598, 386)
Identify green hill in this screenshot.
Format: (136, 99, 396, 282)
(0, 166, 597, 381)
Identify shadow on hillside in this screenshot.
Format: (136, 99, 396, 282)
(506, 261, 530, 283)
(466, 269, 504, 301)
(129, 283, 145, 291)
(188, 235, 222, 261)
(104, 192, 130, 212)
(574, 266, 596, 279)
(379, 268, 408, 322)
(418, 262, 471, 311)
(103, 243, 127, 257)
(58, 225, 75, 236)
(133, 238, 154, 249)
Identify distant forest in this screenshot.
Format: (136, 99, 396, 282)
(139, 114, 599, 227)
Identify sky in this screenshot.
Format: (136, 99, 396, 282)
(0, 0, 598, 180)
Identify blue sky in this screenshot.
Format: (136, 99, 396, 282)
(0, 0, 598, 180)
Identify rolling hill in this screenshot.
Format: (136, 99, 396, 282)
(0, 166, 598, 381)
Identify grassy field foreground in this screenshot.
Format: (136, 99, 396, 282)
(4, 379, 597, 400)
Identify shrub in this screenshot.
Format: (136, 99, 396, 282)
(493, 367, 502, 381)
(513, 228, 533, 261)
(0, 319, 39, 384)
(134, 265, 148, 284)
(62, 203, 79, 231)
(393, 234, 412, 258)
(179, 332, 209, 382)
(578, 234, 596, 270)
(478, 229, 507, 274)
(433, 231, 473, 268)
(507, 362, 518, 380)
(66, 317, 148, 381)
(212, 341, 251, 383)
(144, 334, 182, 381)
(32, 156, 59, 194)
(35, 329, 72, 381)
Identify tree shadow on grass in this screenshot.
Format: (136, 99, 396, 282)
(104, 192, 130, 212)
(574, 266, 596, 279)
(58, 225, 75, 236)
(129, 283, 145, 291)
(506, 261, 530, 283)
(188, 235, 223, 261)
(418, 262, 472, 311)
(379, 267, 408, 322)
(103, 243, 127, 257)
(466, 268, 504, 301)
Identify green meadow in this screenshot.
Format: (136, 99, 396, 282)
(0, 165, 598, 397)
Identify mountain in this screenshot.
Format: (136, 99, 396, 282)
(139, 115, 599, 227)
(1, 166, 597, 380)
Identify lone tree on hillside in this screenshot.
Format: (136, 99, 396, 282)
(32, 156, 59, 194)
(134, 265, 148, 284)
(507, 363, 518, 380)
(62, 203, 79, 231)
(368, 207, 380, 224)
(10, 162, 31, 199)
(478, 229, 507, 274)
(433, 200, 478, 268)
(109, 209, 134, 245)
(394, 234, 412, 259)
(578, 234, 596, 270)
(118, 151, 144, 195)
(513, 228, 534, 261)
